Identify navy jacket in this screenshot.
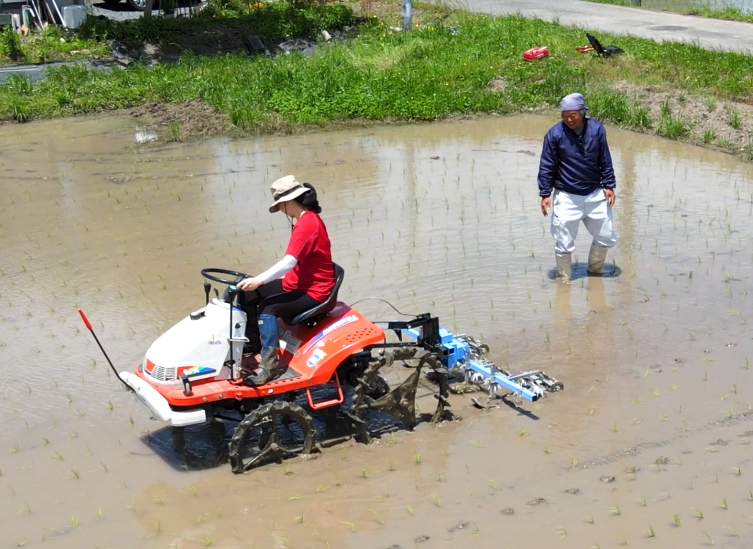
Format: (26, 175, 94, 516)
(537, 118, 616, 197)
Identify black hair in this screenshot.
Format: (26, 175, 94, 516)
(293, 183, 322, 214)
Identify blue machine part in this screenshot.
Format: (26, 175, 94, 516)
(404, 327, 542, 402)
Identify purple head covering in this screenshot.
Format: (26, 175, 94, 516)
(561, 92, 589, 112)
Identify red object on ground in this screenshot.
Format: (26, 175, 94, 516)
(576, 45, 594, 53)
(523, 46, 549, 61)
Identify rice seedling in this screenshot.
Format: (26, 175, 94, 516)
(693, 508, 704, 519)
(369, 508, 383, 525)
(556, 527, 568, 540)
(69, 515, 79, 528)
(671, 513, 681, 526)
(719, 497, 728, 510)
(413, 452, 422, 464)
(701, 530, 714, 545)
(432, 493, 441, 508)
(585, 514, 594, 524)
(645, 525, 656, 538)
(609, 504, 621, 516)
(406, 505, 414, 516)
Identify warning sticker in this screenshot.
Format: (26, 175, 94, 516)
(280, 330, 303, 355)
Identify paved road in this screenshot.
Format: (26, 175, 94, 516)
(0, 59, 119, 85)
(90, 0, 203, 21)
(453, 0, 753, 54)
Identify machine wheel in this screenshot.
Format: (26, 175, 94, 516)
(228, 401, 315, 474)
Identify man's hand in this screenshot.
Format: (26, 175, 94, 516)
(238, 276, 264, 292)
(541, 196, 551, 217)
(605, 188, 616, 208)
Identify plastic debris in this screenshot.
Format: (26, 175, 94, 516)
(135, 131, 157, 144)
(523, 46, 549, 61)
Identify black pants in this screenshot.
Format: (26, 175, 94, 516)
(237, 279, 320, 354)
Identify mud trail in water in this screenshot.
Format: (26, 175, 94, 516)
(2, 114, 753, 548)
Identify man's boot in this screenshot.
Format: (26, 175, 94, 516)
(587, 245, 608, 275)
(555, 254, 572, 282)
(244, 314, 284, 386)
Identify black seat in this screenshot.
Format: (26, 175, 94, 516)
(285, 263, 345, 327)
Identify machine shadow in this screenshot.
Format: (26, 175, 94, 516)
(138, 386, 421, 472)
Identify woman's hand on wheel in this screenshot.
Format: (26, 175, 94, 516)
(238, 276, 263, 292)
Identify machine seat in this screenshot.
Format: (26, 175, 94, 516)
(285, 263, 344, 327)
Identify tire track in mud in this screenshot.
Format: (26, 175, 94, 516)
(583, 410, 753, 468)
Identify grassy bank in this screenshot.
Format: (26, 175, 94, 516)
(583, 0, 753, 23)
(2, 2, 753, 157)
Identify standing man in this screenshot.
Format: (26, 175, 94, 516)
(538, 92, 617, 282)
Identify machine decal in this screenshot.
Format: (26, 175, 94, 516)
(307, 349, 327, 368)
(302, 314, 358, 353)
(178, 365, 216, 377)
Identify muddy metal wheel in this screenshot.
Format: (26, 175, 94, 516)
(228, 401, 315, 474)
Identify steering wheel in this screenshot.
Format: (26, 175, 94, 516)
(201, 268, 251, 286)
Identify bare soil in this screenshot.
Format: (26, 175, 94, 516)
(128, 98, 233, 139)
(613, 80, 753, 156)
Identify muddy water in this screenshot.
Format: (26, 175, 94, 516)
(2, 114, 753, 548)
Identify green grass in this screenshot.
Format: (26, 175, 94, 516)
(1, 7, 753, 138)
(685, 6, 753, 23)
(0, 26, 108, 65)
(582, 0, 753, 23)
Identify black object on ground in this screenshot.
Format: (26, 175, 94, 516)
(586, 32, 624, 57)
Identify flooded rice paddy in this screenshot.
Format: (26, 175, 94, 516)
(2, 114, 753, 548)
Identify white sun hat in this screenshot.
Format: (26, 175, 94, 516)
(268, 175, 310, 213)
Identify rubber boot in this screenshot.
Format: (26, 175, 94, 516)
(244, 314, 284, 386)
(555, 254, 572, 282)
(587, 245, 608, 276)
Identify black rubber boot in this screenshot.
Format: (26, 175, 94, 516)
(243, 348, 284, 386)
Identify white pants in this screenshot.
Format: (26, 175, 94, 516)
(551, 188, 617, 256)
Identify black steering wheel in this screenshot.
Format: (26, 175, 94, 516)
(201, 268, 251, 286)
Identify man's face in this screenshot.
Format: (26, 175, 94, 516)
(561, 110, 584, 130)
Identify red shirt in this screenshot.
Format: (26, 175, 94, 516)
(282, 211, 335, 302)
